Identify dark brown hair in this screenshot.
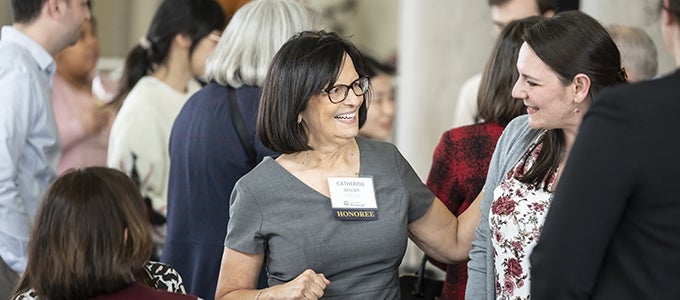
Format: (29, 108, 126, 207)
(107, 0, 225, 112)
(258, 30, 370, 153)
(13, 167, 153, 299)
(477, 16, 543, 125)
(10, 0, 48, 23)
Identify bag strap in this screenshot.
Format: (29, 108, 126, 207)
(412, 255, 428, 296)
(228, 87, 257, 166)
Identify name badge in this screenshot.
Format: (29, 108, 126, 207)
(328, 177, 378, 221)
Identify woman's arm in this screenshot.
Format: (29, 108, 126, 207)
(407, 192, 482, 264)
(465, 190, 493, 299)
(215, 247, 331, 300)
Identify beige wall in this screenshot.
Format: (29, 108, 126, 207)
(583, 0, 674, 76)
(0, 0, 161, 57)
(0, 1, 10, 26)
(304, 0, 398, 62)
(94, 0, 162, 57)
(397, 0, 494, 179)
(4, 0, 669, 177)
(1, 0, 672, 173)
(397, 0, 673, 182)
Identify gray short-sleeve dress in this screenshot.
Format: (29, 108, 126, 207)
(226, 137, 434, 299)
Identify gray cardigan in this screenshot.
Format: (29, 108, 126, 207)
(465, 115, 542, 299)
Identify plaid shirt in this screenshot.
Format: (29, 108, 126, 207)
(426, 121, 505, 300)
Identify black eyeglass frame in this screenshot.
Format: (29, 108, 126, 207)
(321, 76, 370, 104)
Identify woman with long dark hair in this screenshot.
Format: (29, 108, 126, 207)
(106, 0, 225, 256)
(465, 11, 627, 299)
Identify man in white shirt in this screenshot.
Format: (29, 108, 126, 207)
(452, 0, 555, 127)
(0, 0, 90, 297)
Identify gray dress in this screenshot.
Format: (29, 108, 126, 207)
(226, 137, 434, 299)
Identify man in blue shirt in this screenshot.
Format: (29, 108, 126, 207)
(0, 0, 90, 297)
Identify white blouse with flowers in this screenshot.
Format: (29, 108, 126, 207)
(489, 132, 558, 300)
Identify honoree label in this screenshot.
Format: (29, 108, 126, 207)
(328, 177, 378, 221)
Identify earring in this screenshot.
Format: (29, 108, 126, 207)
(297, 115, 302, 124)
(573, 107, 581, 114)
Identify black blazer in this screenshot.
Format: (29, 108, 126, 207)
(530, 70, 680, 299)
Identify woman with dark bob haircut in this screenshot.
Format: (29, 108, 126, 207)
(215, 31, 480, 299)
(13, 167, 197, 300)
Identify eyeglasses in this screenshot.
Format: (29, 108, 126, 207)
(322, 76, 370, 104)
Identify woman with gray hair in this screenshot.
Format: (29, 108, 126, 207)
(607, 24, 659, 82)
(161, 1, 321, 299)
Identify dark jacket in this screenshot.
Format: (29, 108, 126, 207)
(531, 70, 680, 299)
(162, 83, 275, 299)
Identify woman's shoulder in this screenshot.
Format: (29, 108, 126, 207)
(94, 281, 197, 300)
(356, 136, 397, 154)
(13, 289, 38, 300)
(238, 157, 279, 183)
(181, 83, 229, 111)
(115, 77, 163, 115)
(128, 76, 162, 95)
(445, 122, 506, 141)
(504, 115, 531, 134)
(183, 84, 261, 113)
(14, 274, 190, 300)
(123, 76, 184, 106)
(486, 115, 541, 170)
(499, 115, 538, 146)
(356, 137, 408, 173)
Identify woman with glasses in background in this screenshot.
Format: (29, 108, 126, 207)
(213, 31, 480, 300)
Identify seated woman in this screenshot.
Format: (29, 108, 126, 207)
(12, 167, 195, 299)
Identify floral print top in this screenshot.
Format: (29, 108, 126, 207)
(489, 133, 557, 299)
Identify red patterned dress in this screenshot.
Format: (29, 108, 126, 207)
(426, 121, 505, 300)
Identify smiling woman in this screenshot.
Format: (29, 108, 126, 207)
(465, 11, 628, 299)
(214, 31, 482, 300)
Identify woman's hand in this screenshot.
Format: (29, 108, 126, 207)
(215, 247, 331, 300)
(260, 269, 331, 300)
(80, 98, 112, 135)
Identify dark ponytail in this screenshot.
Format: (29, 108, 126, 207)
(107, 0, 225, 112)
(108, 45, 153, 112)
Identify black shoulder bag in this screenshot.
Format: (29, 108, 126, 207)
(399, 256, 444, 299)
(227, 87, 257, 166)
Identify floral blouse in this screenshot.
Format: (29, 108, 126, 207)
(489, 134, 557, 299)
